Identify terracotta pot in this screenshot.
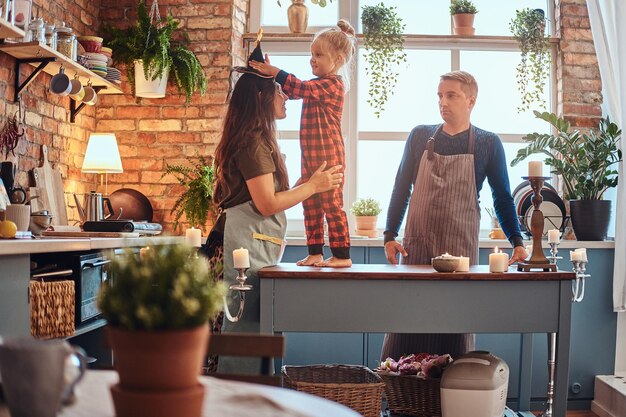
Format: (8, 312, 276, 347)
(288, 0, 308, 33)
(110, 383, 204, 417)
(106, 325, 209, 390)
(355, 215, 377, 231)
(452, 13, 475, 36)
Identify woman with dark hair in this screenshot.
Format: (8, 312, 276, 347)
(207, 67, 342, 373)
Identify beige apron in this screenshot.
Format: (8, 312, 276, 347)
(381, 125, 479, 360)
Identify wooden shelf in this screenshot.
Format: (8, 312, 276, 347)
(0, 41, 122, 94)
(69, 318, 107, 338)
(0, 18, 25, 40)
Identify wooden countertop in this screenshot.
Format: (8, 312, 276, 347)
(259, 263, 576, 281)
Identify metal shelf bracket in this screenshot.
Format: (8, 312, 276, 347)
(13, 57, 56, 102)
(70, 86, 106, 123)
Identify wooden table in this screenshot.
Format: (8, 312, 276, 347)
(259, 263, 576, 417)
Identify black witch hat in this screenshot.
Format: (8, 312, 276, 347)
(233, 29, 274, 79)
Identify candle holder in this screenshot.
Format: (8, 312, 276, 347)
(547, 242, 562, 264)
(223, 267, 253, 323)
(571, 260, 590, 303)
(517, 176, 557, 272)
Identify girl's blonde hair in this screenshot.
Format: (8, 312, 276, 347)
(313, 19, 356, 91)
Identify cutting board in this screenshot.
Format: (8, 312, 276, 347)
(41, 231, 140, 238)
(29, 186, 50, 214)
(32, 145, 68, 225)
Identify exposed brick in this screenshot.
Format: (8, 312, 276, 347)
(562, 103, 602, 116)
(561, 28, 593, 42)
(138, 119, 183, 131)
(563, 53, 597, 66)
(116, 106, 163, 119)
(187, 17, 231, 29)
(97, 119, 137, 131)
(186, 118, 222, 131)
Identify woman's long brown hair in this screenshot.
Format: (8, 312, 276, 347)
(213, 73, 290, 208)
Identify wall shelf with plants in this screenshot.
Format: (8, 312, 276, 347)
(0, 18, 25, 39)
(0, 41, 122, 122)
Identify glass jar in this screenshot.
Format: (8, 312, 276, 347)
(56, 22, 77, 61)
(45, 23, 57, 50)
(27, 17, 45, 44)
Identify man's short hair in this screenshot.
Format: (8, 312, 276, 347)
(440, 70, 478, 99)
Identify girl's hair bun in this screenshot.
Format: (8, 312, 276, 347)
(337, 19, 355, 36)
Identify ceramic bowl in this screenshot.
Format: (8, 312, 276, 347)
(77, 36, 103, 53)
(29, 213, 53, 235)
(431, 256, 460, 273)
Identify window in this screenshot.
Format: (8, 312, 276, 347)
(250, 0, 555, 236)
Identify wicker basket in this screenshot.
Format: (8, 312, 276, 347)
(29, 279, 75, 338)
(282, 364, 384, 417)
(379, 373, 441, 417)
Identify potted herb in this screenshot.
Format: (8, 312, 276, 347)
(450, 0, 478, 36)
(98, 244, 225, 417)
(350, 197, 382, 237)
(511, 111, 622, 240)
(103, 0, 207, 103)
(509, 8, 550, 112)
(161, 154, 216, 233)
(361, 3, 406, 118)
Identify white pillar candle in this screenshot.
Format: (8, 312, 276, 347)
(575, 248, 587, 262)
(233, 247, 250, 269)
(457, 256, 470, 272)
(548, 229, 560, 244)
(489, 247, 509, 273)
(528, 161, 543, 177)
(570, 250, 582, 261)
(185, 227, 202, 247)
(139, 246, 150, 260)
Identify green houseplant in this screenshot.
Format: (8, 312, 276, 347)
(98, 244, 225, 417)
(103, 0, 207, 103)
(350, 197, 382, 237)
(450, 0, 478, 36)
(361, 2, 407, 118)
(509, 8, 550, 112)
(511, 111, 622, 240)
(161, 154, 216, 233)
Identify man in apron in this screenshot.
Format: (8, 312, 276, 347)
(381, 71, 527, 361)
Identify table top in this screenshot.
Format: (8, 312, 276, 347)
(259, 263, 576, 281)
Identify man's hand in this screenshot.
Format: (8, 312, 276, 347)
(385, 241, 408, 265)
(509, 246, 528, 265)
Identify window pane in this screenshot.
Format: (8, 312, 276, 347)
(278, 139, 304, 221)
(473, 0, 550, 36)
(359, 0, 449, 35)
(357, 140, 406, 229)
(268, 55, 314, 132)
(261, 0, 338, 28)
(461, 50, 551, 135)
(358, 49, 450, 132)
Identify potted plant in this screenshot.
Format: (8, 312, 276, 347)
(350, 197, 382, 237)
(509, 8, 550, 112)
(511, 111, 622, 240)
(103, 0, 207, 103)
(450, 0, 478, 36)
(361, 3, 406, 118)
(161, 154, 216, 233)
(98, 244, 225, 417)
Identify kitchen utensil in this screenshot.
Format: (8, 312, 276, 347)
(108, 188, 153, 222)
(29, 186, 50, 214)
(50, 66, 71, 96)
(31, 144, 68, 225)
(29, 212, 53, 235)
(5, 204, 31, 231)
(1, 161, 26, 203)
(73, 191, 116, 223)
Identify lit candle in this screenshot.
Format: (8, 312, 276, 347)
(185, 227, 202, 247)
(457, 256, 470, 272)
(570, 250, 582, 261)
(548, 229, 560, 244)
(139, 246, 150, 260)
(528, 161, 543, 177)
(489, 247, 509, 273)
(233, 247, 250, 269)
(575, 248, 587, 262)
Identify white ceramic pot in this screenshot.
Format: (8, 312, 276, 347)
(134, 60, 169, 98)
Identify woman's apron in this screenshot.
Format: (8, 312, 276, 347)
(218, 200, 287, 374)
(381, 125, 480, 360)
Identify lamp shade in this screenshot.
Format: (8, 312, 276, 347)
(82, 133, 123, 173)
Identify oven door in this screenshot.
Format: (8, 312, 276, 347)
(78, 256, 111, 323)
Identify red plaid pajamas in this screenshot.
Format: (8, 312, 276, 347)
(282, 73, 350, 257)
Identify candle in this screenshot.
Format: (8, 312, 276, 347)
(575, 248, 587, 262)
(233, 247, 250, 269)
(139, 246, 150, 259)
(548, 229, 560, 244)
(457, 256, 470, 272)
(528, 161, 543, 177)
(489, 247, 509, 273)
(570, 250, 582, 261)
(185, 227, 202, 247)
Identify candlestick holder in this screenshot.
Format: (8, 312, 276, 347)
(517, 176, 557, 272)
(571, 260, 590, 303)
(547, 242, 562, 264)
(223, 267, 253, 322)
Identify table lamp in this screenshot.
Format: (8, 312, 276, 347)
(81, 133, 123, 195)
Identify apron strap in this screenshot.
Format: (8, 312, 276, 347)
(467, 125, 475, 155)
(426, 125, 444, 160)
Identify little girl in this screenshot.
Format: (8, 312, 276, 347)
(250, 19, 356, 268)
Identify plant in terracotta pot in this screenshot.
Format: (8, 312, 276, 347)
(450, 0, 478, 36)
(350, 197, 382, 238)
(361, 2, 407, 117)
(509, 8, 550, 112)
(511, 111, 622, 241)
(103, 0, 207, 103)
(98, 244, 225, 417)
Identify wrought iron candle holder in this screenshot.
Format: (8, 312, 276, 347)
(571, 260, 589, 303)
(517, 176, 557, 272)
(223, 267, 253, 322)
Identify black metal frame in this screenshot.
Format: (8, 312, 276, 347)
(70, 86, 105, 123)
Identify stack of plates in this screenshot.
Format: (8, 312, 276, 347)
(83, 52, 108, 77)
(106, 67, 122, 84)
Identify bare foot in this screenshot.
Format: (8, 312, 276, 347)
(296, 254, 324, 266)
(314, 257, 352, 268)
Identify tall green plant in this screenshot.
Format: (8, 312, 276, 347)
(511, 111, 622, 200)
(509, 8, 550, 112)
(361, 3, 406, 118)
(450, 0, 478, 15)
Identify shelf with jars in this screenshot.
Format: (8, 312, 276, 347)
(0, 41, 122, 122)
(0, 18, 25, 39)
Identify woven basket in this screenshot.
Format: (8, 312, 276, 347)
(380, 373, 441, 417)
(29, 279, 75, 338)
(282, 364, 384, 417)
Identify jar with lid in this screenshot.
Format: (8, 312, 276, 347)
(27, 17, 45, 44)
(56, 22, 77, 61)
(45, 23, 57, 50)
